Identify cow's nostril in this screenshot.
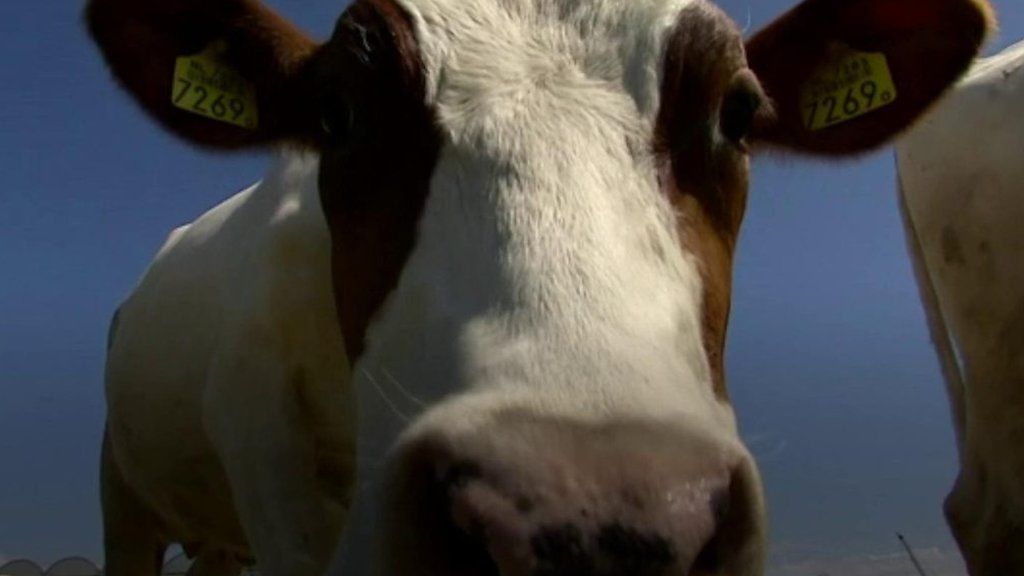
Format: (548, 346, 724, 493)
(531, 524, 591, 575)
(530, 523, 676, 576)
(596, 524, 675, 574)
(386, 447, 504, 576)
(440, 513, 500, 576)
(437, 460, 484, 489)
(427, 462, 501, 576)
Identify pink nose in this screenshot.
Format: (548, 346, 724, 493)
(383, 415, 764, 576)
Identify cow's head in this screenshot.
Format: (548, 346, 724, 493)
(88, 0, 992, 573)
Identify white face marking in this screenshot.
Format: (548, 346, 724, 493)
(334, 0, 742, 566)
(357, 0, 732, 459)
(378, 0, 728, 421)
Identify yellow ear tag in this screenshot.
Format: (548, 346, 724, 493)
(801, 50, 898, 131)
(172, 42, 259, 130)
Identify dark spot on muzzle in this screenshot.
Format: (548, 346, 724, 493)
(531, 523, 676, 576)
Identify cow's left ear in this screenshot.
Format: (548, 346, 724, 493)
(86, 0, 324, 150)
(747, 0, 995, 156)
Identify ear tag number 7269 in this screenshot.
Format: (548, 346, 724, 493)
(172, 43, 259, 130)
(801, 51, 898, 131)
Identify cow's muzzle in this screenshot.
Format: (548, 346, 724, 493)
(381, 413, 765, 576)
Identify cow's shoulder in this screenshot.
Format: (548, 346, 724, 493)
(964, 38, 1024, 85)
(240, 152, 343, 368)
(898, 39, 1024, 174)
(113, 153, 340, 377)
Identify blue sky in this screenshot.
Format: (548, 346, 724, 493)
(0, 0, 1021, 573)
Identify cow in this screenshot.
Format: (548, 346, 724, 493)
(897, 39, 1024, 576)
(86, 0, 994, 574)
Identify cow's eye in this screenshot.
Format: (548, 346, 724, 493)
(720, 71, 763, 146)
(321, 98, 356, 144)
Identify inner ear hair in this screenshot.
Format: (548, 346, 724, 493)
(86, 0, 323, 149)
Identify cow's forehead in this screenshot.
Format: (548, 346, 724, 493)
(394, 0, 708, 116)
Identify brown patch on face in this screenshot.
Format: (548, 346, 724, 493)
(656, 5, 763, 399)
(313, 0, 441, 360)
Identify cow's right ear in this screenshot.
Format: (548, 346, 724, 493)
(86, 0, 324, 149)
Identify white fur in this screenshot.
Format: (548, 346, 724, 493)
(896, 39, 1024, 570)
(361, 0, 721, 430)
(105, 154, 354, 575)
(335, 0, 744, 570)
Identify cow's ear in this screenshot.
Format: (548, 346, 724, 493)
(86, 0, 324, 150)
(746, 0, 995, 156)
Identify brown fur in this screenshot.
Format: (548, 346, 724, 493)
(747, 0, 994, 155)
(313, 0, 441, 359)
(657, 3, 755, 399)
(86, 0, 322, 148)
(652, 0, 995, 397)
